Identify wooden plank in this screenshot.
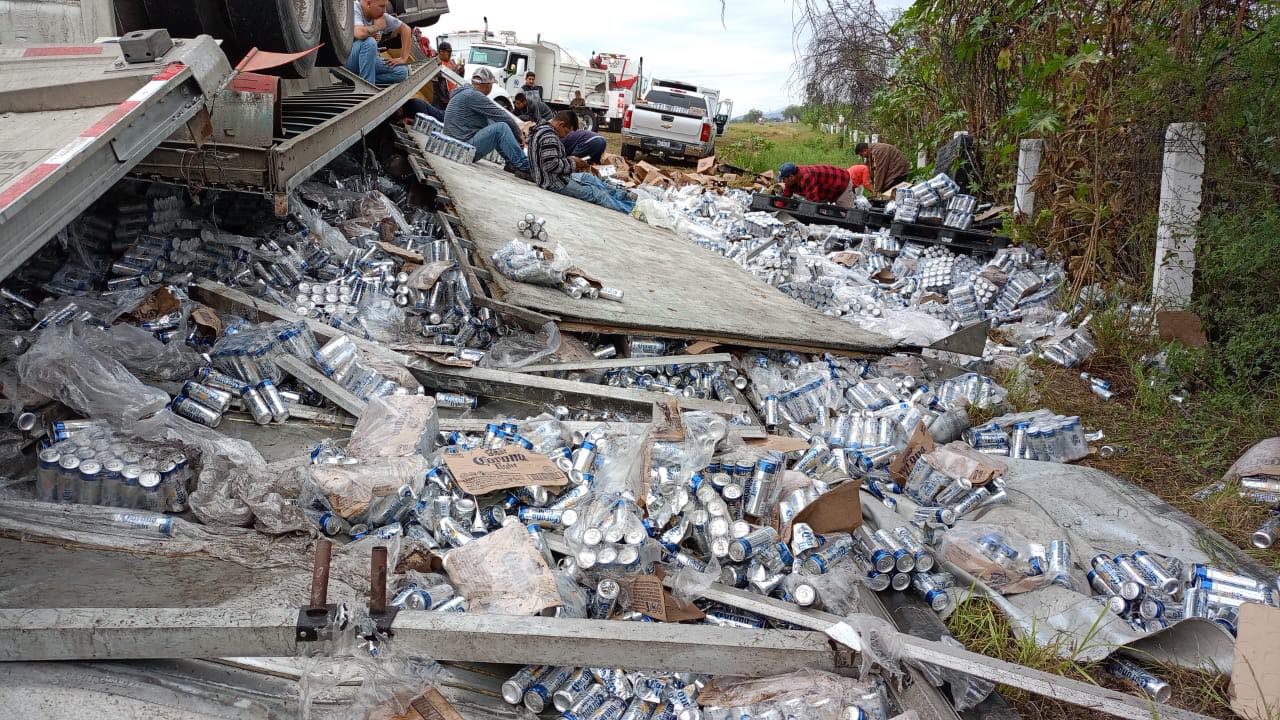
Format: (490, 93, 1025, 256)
(276, 354, 367, 416)
(427, 158, 896, 354)
(558, 319, 887, 359)
(406, 359, 744, 418)
(437, 210, 557, 330)
(516, 352, 734, 374)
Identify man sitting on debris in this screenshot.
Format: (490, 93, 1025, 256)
(561, 128, 608, 164)
(855, 141, 911, 195)
(514, 92, 554, 123)
(347, 0, 414, 85)
(444, 68, 529, 172)
(529, 110, 635, 214)
(777, 162, 856, 208)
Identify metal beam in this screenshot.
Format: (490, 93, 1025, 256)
(515, 353, 734, 374)
(406, 360, 744, 418)
(0, 609, 842, 677)
(0, 69, 207, 281)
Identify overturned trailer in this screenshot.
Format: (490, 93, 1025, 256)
(0, 34, 1270, 720)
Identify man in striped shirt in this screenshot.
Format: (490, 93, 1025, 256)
(528, 111, 635, 214)
(777, 162, 856, 208)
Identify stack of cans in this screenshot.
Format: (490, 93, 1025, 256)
(37, 420, 191, 513)
(423, 131, 477, 163)
(517, 213, 549, 241)
(943, 194, 978, 230)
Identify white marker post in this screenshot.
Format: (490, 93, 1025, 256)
(1015, 138, 1044, 217)
(917, 145, 928, 169)
(1152, 123, 1205, 309)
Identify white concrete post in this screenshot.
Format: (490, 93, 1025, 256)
(1152, 123, 1205, 309)
(1014, 139, 1044, 217)
(871, 133, 879, 144)
(917, 145, 928, 169)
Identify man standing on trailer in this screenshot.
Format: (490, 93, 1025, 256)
(347, 0, 414, 85)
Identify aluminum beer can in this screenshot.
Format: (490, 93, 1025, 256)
(435, 391, 479, 409)
(241, 386, 273, 425)
(258, 379, 290, 422)
(181, 381, 233, 413)
(501, 665, 547, 705)
(171, 396, 222, 428)
(77, 459, 102, 505)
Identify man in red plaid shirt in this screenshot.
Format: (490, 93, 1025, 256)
(777, 162, 857, 208)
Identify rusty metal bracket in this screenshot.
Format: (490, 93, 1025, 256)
(366, 545, 399, 639)
(296, 539, 347, 642)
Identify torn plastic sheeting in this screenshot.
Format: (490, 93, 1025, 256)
(699, 669, 888, 720)
(479, 320, 560, 370)
(84, 322, 204, 384)
(0, 498, 309, 571)
(15, 324, 170, 426)
(347, 394, 439, 459)
(864, 458, 1240, 670)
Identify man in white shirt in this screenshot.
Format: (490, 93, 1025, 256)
(346, 0, 414, 84)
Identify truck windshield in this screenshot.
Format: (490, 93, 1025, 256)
(468, 47, 508, 67)
(642, 90, 707, 115)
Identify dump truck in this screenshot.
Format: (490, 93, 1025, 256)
(438, 30, 613, 131)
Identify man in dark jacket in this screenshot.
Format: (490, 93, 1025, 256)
(513, 92, 553, 123)
(856, 141, 911, 194)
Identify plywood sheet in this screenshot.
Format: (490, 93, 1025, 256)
(429, 159, 896, 354)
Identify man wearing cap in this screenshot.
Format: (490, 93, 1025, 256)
(777, 163, 856, 208)
(429, 41, 457, 113)
(347, 0, 414, 85)
(855, 141, 911, 194)
(443, 68, 529, 172)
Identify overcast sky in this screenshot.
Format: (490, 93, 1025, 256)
(431, 1, 911, 115)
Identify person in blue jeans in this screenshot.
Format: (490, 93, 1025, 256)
(347, 0, 413, 85)
(443, 68, 529, 171)
(527, 111, 634, 214)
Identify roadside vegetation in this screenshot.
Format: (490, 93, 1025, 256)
(769, 2, 1280, 714)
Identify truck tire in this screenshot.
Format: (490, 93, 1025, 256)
(222, 0, 322, 78)
(316, 0, 353, 67)
(142, 0, 204, 37)
(575, 112, 597, 133)
(607, 118, 622, 133)
(621, 144, 638, 162)
(113, 0, 151, 34)
(194, 0, 250, 66)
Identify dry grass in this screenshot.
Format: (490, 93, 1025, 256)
(946, 597, 1238, 719)
(950, 310, 1280, 717)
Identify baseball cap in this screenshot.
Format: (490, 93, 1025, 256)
(471, 68, 498, 84)
(778, 162, 798, 179)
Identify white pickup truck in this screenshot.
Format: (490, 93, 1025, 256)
(621, 79, 720, 162)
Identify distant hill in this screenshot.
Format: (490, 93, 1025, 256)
(731, 108, 788, 123)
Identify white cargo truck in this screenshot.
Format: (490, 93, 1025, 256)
(438, 31, 612, 131)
